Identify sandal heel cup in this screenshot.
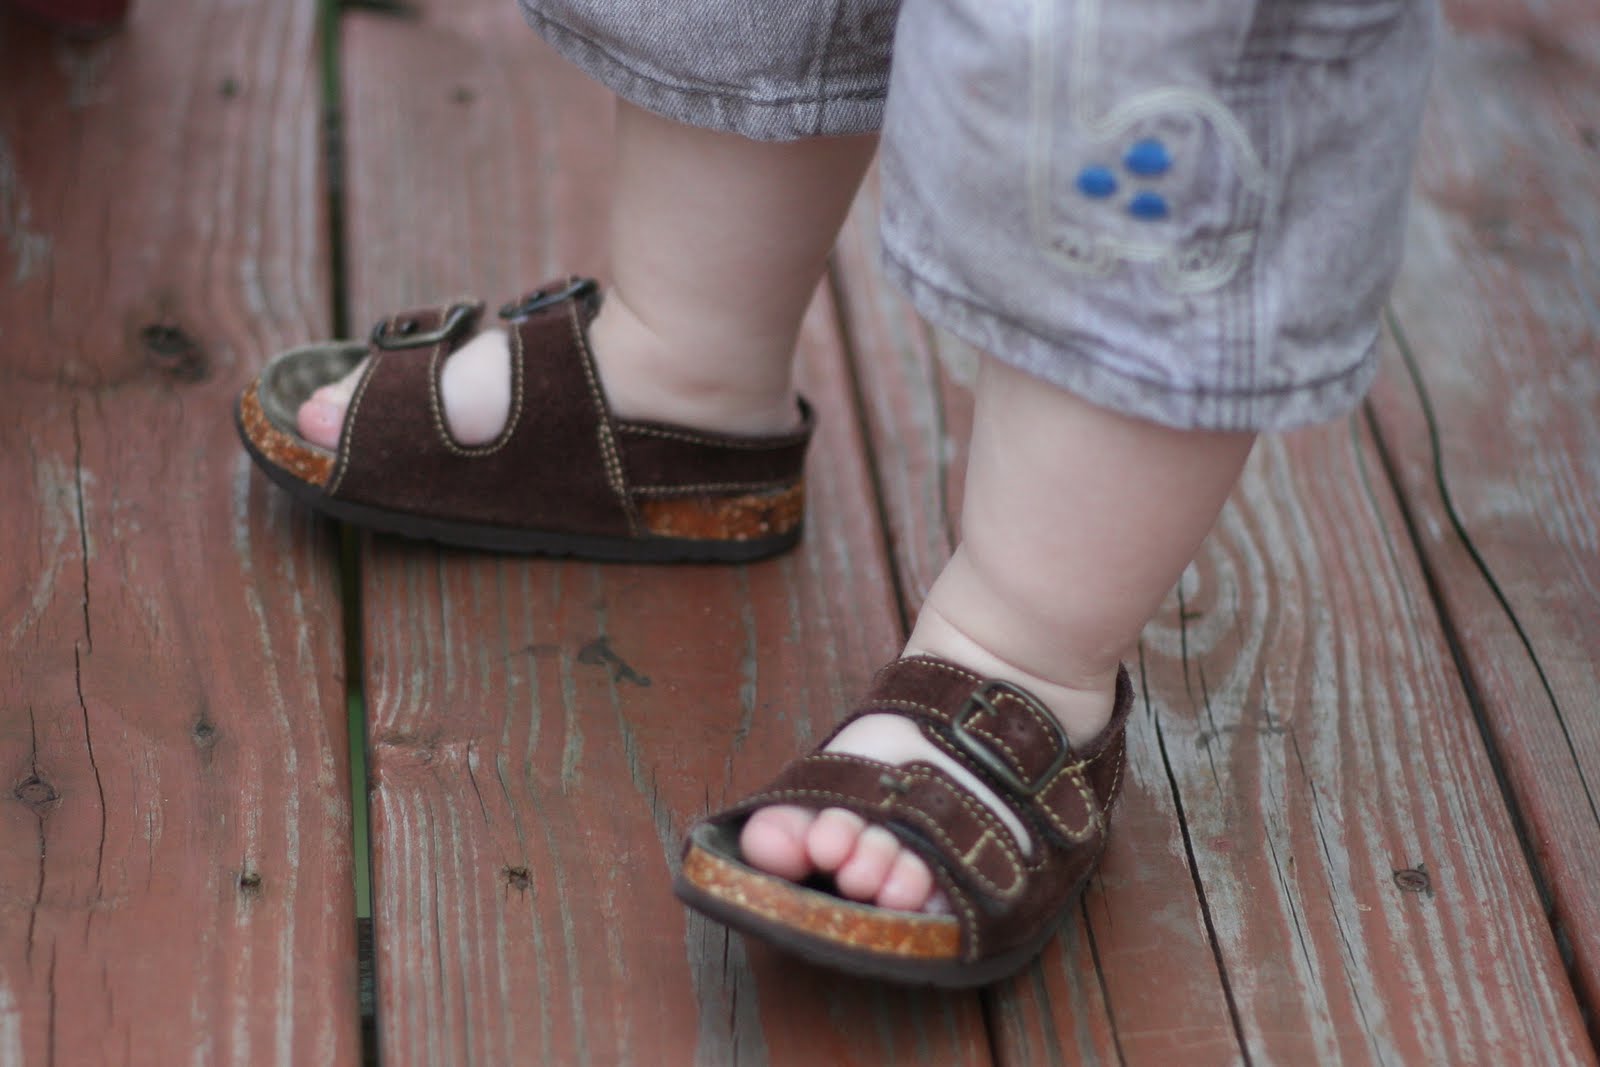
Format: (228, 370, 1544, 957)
(675, 656, 1134, 986)
(235, 277, 815, 561)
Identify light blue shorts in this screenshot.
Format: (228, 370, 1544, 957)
(518, 0, 1438, 431)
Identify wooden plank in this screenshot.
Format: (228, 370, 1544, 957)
(1365, 0, 1600, 1019)
(339, 5, 992, 1063)
(834, 165, 1592, 1067)
(1146, 422, 1589, 1062)
(0, 4, 360, 1066)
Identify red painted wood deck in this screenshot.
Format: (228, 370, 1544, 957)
(2, 0, 1597, 1063)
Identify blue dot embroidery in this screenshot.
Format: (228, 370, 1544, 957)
(1128, 192, 1170, 221)
(1076, 165, 1118, 199)
(1124, 139, 1172, 177)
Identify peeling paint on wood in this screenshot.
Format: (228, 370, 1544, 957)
(1367, 0, 1600, 1026)
(0, 1, 359, 1063)
(0, 134, 51, 286)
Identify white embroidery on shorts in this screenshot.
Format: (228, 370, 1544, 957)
(1028, 0, 1268, 293)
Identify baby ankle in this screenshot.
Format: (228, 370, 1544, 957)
(586, 293, 801, 436)
(904, 612, 1120, 748)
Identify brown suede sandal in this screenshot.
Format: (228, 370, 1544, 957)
(235, 277, 814, 561)
(674, 655, 1133, 988)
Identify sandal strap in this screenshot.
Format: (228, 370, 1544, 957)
(613, 399, 816, 496)
(735, 753, 1033, 905)
(848, 657, 1132, 850)
(716, 661, 1133, 911)
(327, 278, 638, 538)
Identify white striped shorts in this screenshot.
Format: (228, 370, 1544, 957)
(520, 0, 1438, 430)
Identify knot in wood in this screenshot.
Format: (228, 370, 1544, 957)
(139, 322, 209, 382)
(1392, 866, 1431, 895)
(14, 776, 59, 811)
(576, 636, 651, 687)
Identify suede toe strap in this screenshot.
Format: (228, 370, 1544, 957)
(731, 753, 1033, 906)
(327, 279, 637, 537)
(852, 657, 1133, 849)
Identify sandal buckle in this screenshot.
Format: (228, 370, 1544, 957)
(498, 277, 600, 322)
(950, 680, 1072, 798)
(369, 301, 479, 351)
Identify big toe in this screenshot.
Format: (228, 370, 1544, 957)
(739, 805, 816, 882)
(297, 385, 350, 450)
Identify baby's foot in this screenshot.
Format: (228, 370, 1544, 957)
(298, 329, 514, 449)
(739, 657, 1117, 913)
(297, 294, 801, 450)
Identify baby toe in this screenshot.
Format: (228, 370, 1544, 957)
(297, 392, 349, 450)
(833, 825, 901, 902)
(293, 356, 370, 450)
(738, 806, 816, 882)
(876, 847, 935, 912)
(805, 808, 867, 872)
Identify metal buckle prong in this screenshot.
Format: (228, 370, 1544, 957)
(498, 277, 600, 322)
(949, 680, 1072, 798)
(369, 301, 479, 351)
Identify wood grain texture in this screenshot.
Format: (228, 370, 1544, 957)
(1145, 422, 1588, 1063)
(834, 87, 1591, 1067)
(1366, 0, 1600, 1019)
(340, 5, 991, 1063)
(0, 4, 359, 1066)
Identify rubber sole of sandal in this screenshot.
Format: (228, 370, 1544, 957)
(673, 838, 1081, 989)
(236, 403, 803, 563)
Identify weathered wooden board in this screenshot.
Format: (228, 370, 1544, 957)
(340, 4, 992, 1063)
(1145, 422, 1589, 1063)
(834, 107, 1591, 1067)
(834, 173, 1245, 1066)
(0, 4, 360, 1066)
(1366, 0, 1600, 1020)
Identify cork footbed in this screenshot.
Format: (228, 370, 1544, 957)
(677, 820, 1088, 987)
(677, 822, 962, 962)
(634, 484, 804, 541)
(237, 341, 367, 490)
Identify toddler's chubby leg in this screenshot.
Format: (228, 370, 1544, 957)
(739, 356, 1256, 911)
(297, 99, 877, 448)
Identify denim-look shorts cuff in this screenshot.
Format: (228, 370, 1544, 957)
(881, 244, 1382, 434)
(519, 6, 888, 142)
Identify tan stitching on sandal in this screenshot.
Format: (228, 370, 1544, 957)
(328, 353, 383, 495)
